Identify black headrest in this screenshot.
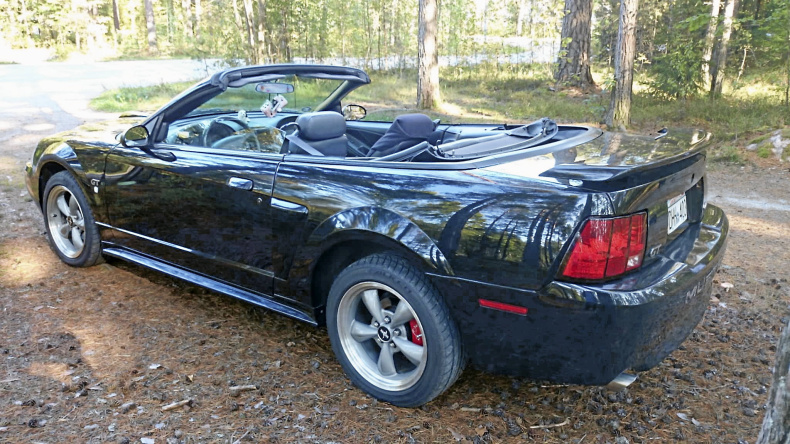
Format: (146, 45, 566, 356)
(388, 114, 435, 139)
(296, 112, 346, 141)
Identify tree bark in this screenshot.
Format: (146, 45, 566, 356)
(256, 0, 267, 63)
(786, 12, 790, 107)
(516, 0, 527, 36)
(144, 0, 157, 52)
(605, 0, 639, 131)
(757, 320, 790, 444)
(417, 0, 440, 109)
(701, 0, 721, 92)
(711, 0, 738, 98)
(182, 0, 193, 38)
(242, 0, 256, 63)
(194, 0, 202, 38)
(112, 0, 121, 31)
(555, 0, 595, 88)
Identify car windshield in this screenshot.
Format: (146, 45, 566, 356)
(187, 75, 345, 117)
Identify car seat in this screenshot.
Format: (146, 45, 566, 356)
(368, 113, 436, 157)
(285, 111, 348, 157)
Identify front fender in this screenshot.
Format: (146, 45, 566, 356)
(28, 138, 112, 223)
(309, 206, 453, 275)
(28, 141, 82, 206)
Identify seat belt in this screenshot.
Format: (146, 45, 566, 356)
(285, 135, 325, 156)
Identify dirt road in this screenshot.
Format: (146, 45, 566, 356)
(1, 61, 789, 443)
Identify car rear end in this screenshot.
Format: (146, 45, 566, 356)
(434, 129, 728, 386)
(543, 147, 727, 383)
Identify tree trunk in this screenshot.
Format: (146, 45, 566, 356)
(757, 320, 790, 443)
(183, 0, 193, 38)
(242, 0, 256, 63)
(605, 0, 639, 131)
(112, 0, 121, 31)
(786, 9, 790, 107)
(144, 0, 157, 52)
(417, 0, 440, 109)
(166, 0, 174, 42)
(711, 0, 737, 98)
(701, 0, 721, 92)
(555, 0, 595, 88)
(194, 0, 202, 38)
(256, 0, 267, 63)
(516, 0, 527, 36)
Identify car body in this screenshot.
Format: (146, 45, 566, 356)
(26, 64, 728, 406)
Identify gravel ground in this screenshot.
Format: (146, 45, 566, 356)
(1, 157, 788, 444)
(1, 60, 789, 442)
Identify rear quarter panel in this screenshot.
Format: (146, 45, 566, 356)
(272, 158, 604, 301)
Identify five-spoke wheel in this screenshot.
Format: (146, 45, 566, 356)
(336, 281, 427, 391)
(327, 254, 464, 407)
(46, 184, 86, 258)
(43, 171, 102, 267)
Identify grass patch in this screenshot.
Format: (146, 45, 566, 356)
(710, 145, 745, 164)
(90, 81, 196, 112)
(756, 145, 773, 158)
(89, 62, 789, 140)
(346, 63, 605, 124)
(630, 94, 786, 138)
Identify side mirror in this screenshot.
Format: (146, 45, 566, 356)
(121, 125, 150, 148)
(342, 104, 367, 121)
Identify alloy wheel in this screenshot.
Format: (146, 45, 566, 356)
(336, 281, 427, 391)
(46, 185, 86, 259)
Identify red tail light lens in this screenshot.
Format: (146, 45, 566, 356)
(560, 212, 647, 281)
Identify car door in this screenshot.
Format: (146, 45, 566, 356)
(103, 141, 280, 296)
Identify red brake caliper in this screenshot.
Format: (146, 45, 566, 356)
(409, 319, 423, 346)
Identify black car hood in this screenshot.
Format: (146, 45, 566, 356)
(36, 116, 142, 150)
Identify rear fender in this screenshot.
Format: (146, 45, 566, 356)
(309, 206, 452, 275)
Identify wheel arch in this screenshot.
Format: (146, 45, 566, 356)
(37, 160, 71, 207)
(306, 207, 453, 324)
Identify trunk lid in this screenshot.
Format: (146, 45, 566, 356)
(485, 128, 712, 274)
(538, 129, 712, 190)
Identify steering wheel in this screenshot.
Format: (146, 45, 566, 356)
(201, 116, 260, 151)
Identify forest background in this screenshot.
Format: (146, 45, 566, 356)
(1, 0, 788, 147)
(1, 1, 790, 441)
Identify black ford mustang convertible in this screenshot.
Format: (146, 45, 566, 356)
(26, 64, 728, 406)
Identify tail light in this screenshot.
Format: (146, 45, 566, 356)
(560, 212, 647, 280)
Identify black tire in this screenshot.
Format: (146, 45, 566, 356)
(326, 253, 464, 407)
(42, 171, 102, 267)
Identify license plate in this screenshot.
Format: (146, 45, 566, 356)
(667, 194, 688, 234)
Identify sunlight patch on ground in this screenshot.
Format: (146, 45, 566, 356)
(66, 325, 137, 376)
(0, 239, 58, 286)
(717, 196, 790, 213)
(27, 362, 72, 385)
(23, 123, 55, 132)
(729, 82, 784, 101)
(724, 212, 790, 239)
(439, 101, 504, 123)
(0, 119, 16, 131)
(5, 133, 45, 148)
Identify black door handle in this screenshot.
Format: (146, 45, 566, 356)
(227, 177, 253, 191)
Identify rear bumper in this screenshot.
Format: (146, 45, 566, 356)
(431, 204, 728, 385)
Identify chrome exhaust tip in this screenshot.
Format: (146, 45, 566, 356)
(606, 372, 638, 391)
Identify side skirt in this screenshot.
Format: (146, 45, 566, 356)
(102, 247, 317, 326)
